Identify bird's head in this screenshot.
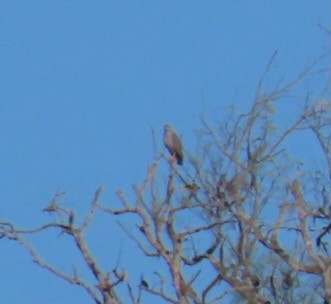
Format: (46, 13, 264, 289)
(164, 124, 172, 131)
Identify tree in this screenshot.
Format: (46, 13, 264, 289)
(0, 52, 330, 304)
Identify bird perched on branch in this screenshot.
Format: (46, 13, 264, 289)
(163, 124, 183, 165)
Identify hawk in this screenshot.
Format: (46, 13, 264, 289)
(163, 124, 183, 165)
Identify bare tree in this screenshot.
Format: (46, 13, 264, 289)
(0, 52, 330, 304)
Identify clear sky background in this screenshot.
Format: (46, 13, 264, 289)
(0, 1, 329, 304)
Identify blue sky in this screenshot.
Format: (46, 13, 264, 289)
(0, 1, 329, 303)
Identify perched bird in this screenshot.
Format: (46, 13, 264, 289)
(163, 124, 183, 165)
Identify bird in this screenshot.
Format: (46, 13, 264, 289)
(163, 124, 183, 165)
